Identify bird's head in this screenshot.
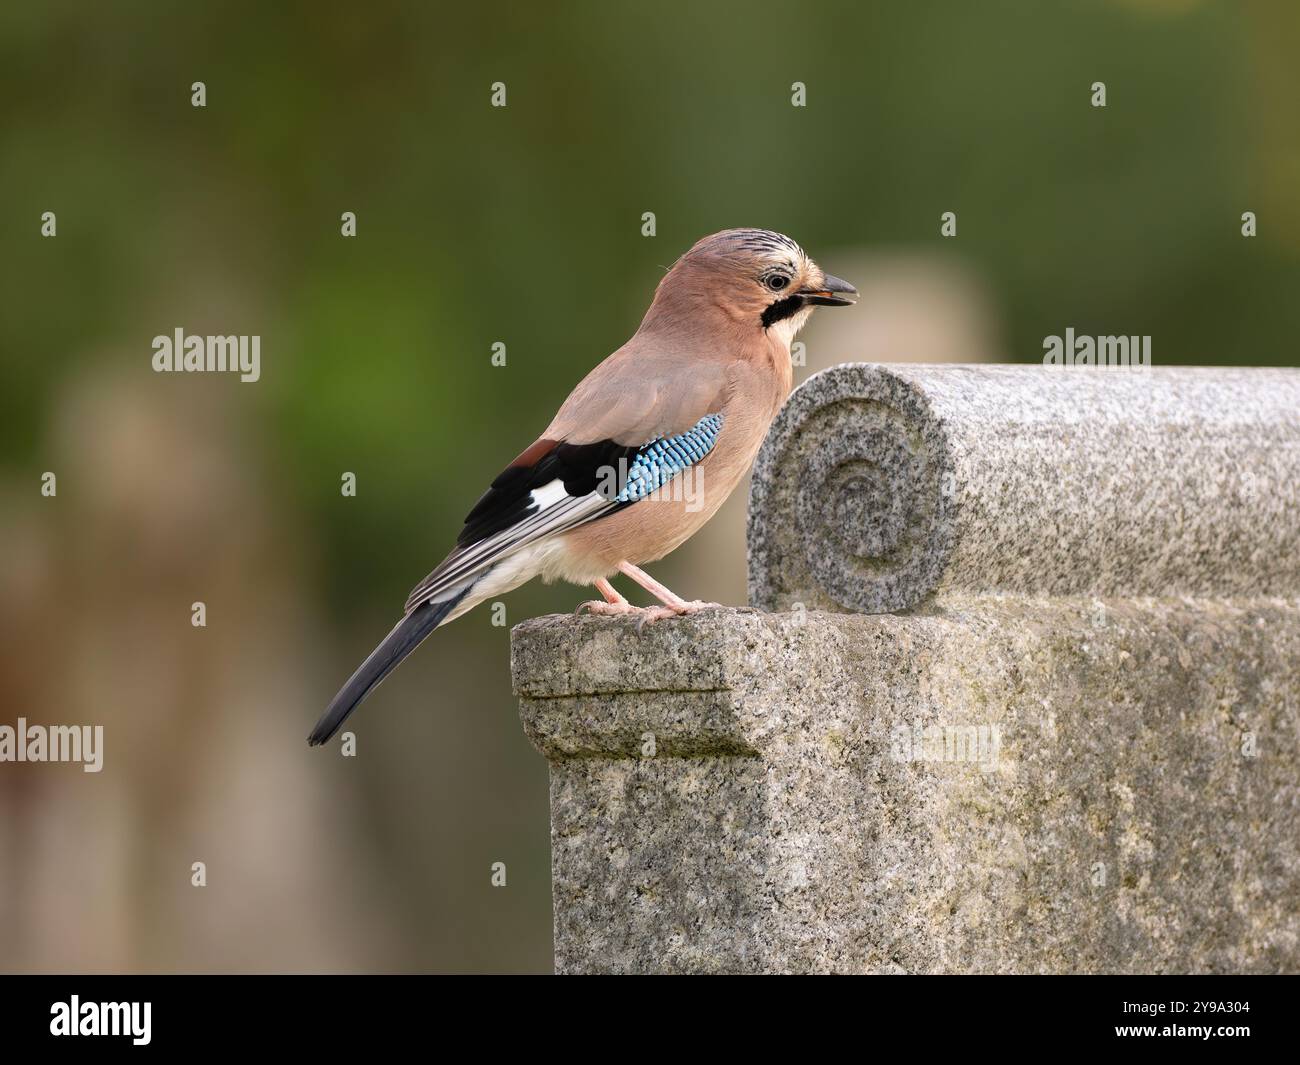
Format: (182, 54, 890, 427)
(653, 228, 857, 344)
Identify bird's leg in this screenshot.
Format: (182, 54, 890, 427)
(576, 569, 721, 628)
(575, 577, 640, 617)
(596, 577, 626, 605)
(616, 561, 723, 618)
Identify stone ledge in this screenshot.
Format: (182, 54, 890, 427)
(513, 602, 1300, 973)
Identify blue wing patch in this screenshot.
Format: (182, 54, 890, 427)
(404, 412, 725, 611)
(616, 413, 724, 503)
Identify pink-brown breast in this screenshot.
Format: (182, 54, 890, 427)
(554, 343, 792, 584)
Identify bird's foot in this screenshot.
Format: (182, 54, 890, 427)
(575, 599, 676, 632)
(574, 598, 724, 631)
(630, 599, 724, 632)
(575, 599, 642, 617)
(579, 570, 723, 630)
(613, 562, 726, 620)
(662, 599, 725, 616)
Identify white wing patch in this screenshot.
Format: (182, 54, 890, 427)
(529, 480, 569, 509)
(403, 488, 607, 611)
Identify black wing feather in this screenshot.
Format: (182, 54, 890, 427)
(457, 439, 638, 546)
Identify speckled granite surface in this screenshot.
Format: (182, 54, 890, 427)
(748, 365, 1300, 614)
(513, 365, 1300, 974)
(513, 604, 1300, 974)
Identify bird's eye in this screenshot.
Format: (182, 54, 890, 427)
(765, 274, 789, 292)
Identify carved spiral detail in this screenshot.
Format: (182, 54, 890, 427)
(748, 368, 955, 614)
(751, 364, 1300, 611)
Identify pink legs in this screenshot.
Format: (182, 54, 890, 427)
(616, 561, 721, 615)
(575, 576, 635, 617)
(576, 562, 721, 626)
(595, 577, 626, 605)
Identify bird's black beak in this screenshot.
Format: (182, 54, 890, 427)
(799, 273, 858, 307)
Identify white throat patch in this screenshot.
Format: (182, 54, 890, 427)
(769, 304, 815, 349)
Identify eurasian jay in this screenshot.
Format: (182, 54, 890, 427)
(308, 228, 856, 745)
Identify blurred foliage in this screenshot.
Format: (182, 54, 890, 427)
(1, 0, 1297, 972)
(4, 0, 1299, 598)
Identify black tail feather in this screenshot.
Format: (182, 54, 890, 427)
(308, 590, 469, 747)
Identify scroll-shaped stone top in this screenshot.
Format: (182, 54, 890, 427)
(748, 364, 1300, 614)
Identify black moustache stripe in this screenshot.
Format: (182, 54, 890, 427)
(761, 294, 805, 329)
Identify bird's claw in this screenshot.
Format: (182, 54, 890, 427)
(575, 599, 637, 617)
(632, 600, 724, 633)
(674, 600, 725, 614)
(632, 605, 680, 634)
(576, 599, 725, 632)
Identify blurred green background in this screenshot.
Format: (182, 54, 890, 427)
(1, 0, 1297, 972)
